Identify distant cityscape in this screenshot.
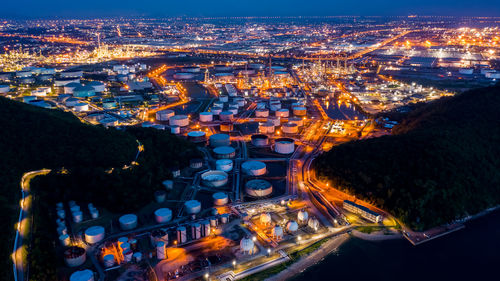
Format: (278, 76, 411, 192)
(2, 15, 499, 281)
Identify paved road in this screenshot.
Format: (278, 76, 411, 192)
(13, 169, 51, 281)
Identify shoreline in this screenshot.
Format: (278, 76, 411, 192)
(264, 233, 350, 281)
(351, 230, 402, 241)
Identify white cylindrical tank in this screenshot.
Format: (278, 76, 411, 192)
(187, 131, 206, 143)
(259, 122, 275, 134)
(184, 200, 201, 215)
(293, 107, 307, 116)
(123, 250, 133, 263)
(170, 125, 180, 134)
(59, 234, 70, 246)
(209, 133, 230, 147)
(201, 220, 210, 237)
(70, 269, 94, 281)
(220, 213, 230, 224)
(242, 160, 267, 176)
(74, 103, 89, 112)
(260, 212, 272, 225)
(133, 252, 142, 262)
(85, 226, 105, 244)
(156, 241, 166, 260)
(288, 116, 304, 127)
(72, 211, 83, 223)
(273, 225, 284, 239)
(199, 112, 213, 122)
(213, 192, 229, 206)
(275, 108, 289, 118)
(210, 217, 218, 227)
(103, 254, 115, 268)
(251, 134, 269, 146)
(191, 223, 202, 240)
(201, 170, 229, 187)
(64, 246, 86, 267)
(274, 138, 295, 154)
(215, 159, 233, 172)
(219, 111, 234, 121)
(219, 95, 229, 102)
(213, 146, 236, 159)
(240, 237, 255, 254)
(268, 116, 281, 126)
(211, 107, 223, 115)
(156, 109, 175, 121)
(177, 226, 187, 244)
(255, 109, 269, 118)
(169, 115, 189, 127)
(286, 221, 299, 233)
(282, 122, 299, 134)
(155, 208, 172, 223)
(298, 209, 309, 223)
(119, 214, 138, 230)
(228, 107, 238, 115)
(245, 179, 273, 197)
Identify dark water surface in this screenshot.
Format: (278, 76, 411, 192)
(294, 209, 500, 281)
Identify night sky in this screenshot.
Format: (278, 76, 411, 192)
(1, 0, 499, 18)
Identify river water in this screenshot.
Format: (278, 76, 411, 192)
(293, 209, 500, 281)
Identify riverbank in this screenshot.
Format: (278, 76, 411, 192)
(264, 234, 349, 281)
(351, 229, 402, 241)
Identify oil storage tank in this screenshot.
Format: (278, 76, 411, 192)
(210, 133, 230, 147)
(169, 115, 189, 127)
(282, 122, 299, 134)
(245, 179, 273, 197)
(154, 208, 172, 223)
(187, 131, 206, 143)
(119, 214, 138, 230)
(199, 112, 213, 122)
(184, 200, 201, 215)
(64, 246, 86, 267)
(201, 170, 229, 187)
(255, 109, 269, 118)
(242, 160, 267, 176)
(274, 138, 295, 154)
(156, 109, 175, 121)
(213, 192, 229, 206)
(84, 226, 105, 244)
(251, 134, 269, 147)
(213, 146, 236, 159)
(215, 159, 233, 172)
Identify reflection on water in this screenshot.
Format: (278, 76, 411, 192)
(293, 209, 500, 281)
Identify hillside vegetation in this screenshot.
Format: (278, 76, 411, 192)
(0, 97, 200, 280)
(314, 84, 500, 230)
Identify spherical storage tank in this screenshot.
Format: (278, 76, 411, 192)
(85, 226, 105, 244)
(209, 133, 230, 147)
(119, 214, 138, 230)
(251, 134, 269, 147)
(297, 209, 309, 223)
(308, 217, 320, 230)
(199, 112, 213, 122)
(273, 225, 284, 239)
(201, 170, 229, 187)
(184, 200, 201, 215)
(156, 109, 175, 121)
(260, 212, 271, 225)
(240, 236, 255, 254)
(169, 115, 189, 127)
(216, 159, 233, 172)
(188, 131, 206, 143)
(213, 192, 229, 206)
(275, 108, 289, 118)
(155, 208, 172, 223)
(282, 122, 298, 134)
(213, 146, 236, 159)
(286, 220, 299, 233)
(242, 160, 267, 176)
(274, 138, 295, 154)
(70, 269, 94, 281)
(64, 246, 86, 267)
(245, 179, 273, 197)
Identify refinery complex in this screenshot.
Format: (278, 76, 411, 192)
(2, 16, 500, 281)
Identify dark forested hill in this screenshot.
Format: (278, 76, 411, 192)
(0, 97, 200, 280)
(313, 84, 500, 230)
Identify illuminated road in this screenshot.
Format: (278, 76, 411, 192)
(13, 169, 51, 281)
